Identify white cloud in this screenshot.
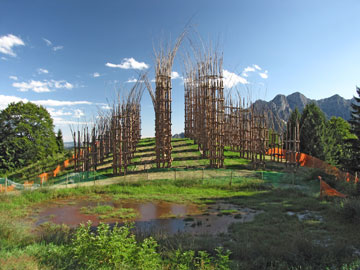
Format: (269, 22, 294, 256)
(126, 77, 138, 83)
(53, 45, 63, 51)
(0, 34, 25, 57)
(43, 38, 52, 46)
(259, 70, 268, 79)
(53, 117, 90, 126)
(101, 105, 111, 110)
(254, 64, 261, 70)
(13, 80, 51, 93)
(34, 99, 92, 107)
(93, 72, 100, 78)
(0, 94, 28, 109)
(244, 67, 255, 73)
(12, 79, 74, 93)
(106, 57, 149, 70)
(1, 57, 7, 61)
(74, 109, 85, 118)
(9, 75, 18, 81)
(0, 94, 92, 108)
(47, 108, 72, 117)
(171, 71, 182, 80)
(50, 80, 73, 89)
(38, 68, 49, 74)
(223, 69, 248, 88)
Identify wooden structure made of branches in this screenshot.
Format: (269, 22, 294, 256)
(145, 34, 185, 168)
(72, 79, 143, 175)
(184, 50, 225, 168)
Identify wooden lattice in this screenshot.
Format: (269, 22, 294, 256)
(72, 78, 143, 175)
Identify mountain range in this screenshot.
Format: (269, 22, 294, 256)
(253, 92, 354, 131)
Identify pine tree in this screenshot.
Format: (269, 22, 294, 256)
(347, 87, 360, 172)
(56, 129, 65, 153)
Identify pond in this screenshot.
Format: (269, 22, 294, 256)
(33, 198, 262, 235)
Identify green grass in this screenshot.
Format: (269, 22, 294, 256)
(80, 204, 138, 220)
(1, 137, 360, 269)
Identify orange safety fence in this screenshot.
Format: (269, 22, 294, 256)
(267, 148, 358, 183)
(37, 158, 74, 183)
(266, 148, 285, 158)
(53, 165, 61, 177)
(0, 184, 15, 192)
(38, 172, 48, 183)
(318, 176, 346, 198)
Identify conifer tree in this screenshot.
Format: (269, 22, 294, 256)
(347, 87, 360, 172)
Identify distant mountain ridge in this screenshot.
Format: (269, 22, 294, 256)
(253, 92, 354, 131)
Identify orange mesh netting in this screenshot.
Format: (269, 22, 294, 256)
(0, 184, 15, 192)
(318, 176, 346, 198)
(267, 148, 357, 183)
(53, 165, 61, 177)
(38, 172, 48, 183)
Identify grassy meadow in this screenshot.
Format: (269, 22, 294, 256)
(1, 138, 360, 269)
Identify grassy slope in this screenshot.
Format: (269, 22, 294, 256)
(1, 138, 360, 269)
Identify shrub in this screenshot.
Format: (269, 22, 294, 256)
(337, 198, 360, 223)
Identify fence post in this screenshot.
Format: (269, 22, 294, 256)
(202, 168, 204, 181)
(230, 171, 233, 187)
(147, 169, 149, 180)
(174, 169, 177, 181)
(5, 177, 7, 193)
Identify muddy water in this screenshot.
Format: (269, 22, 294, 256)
(34, 199, 262, 235)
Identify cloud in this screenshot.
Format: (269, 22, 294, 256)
(53, 117, 90, 126)
(37, 68, 49, 74)
(106, 57, 149, 70)
(34, 99, 92, 107)
(0, 94, 92, 109)
(0, 34, 25, 57)
(74, 109, 85, 118)
(223, 69, 248, 88)
(43, 38, 52, 46)
(243, 67, 255, 73)
(101, 105, 111, 110)
(47, 108, 72, 117)
(12, 79, 74, 93)
(43, 38, 64, 52)
(241, 64, 268, 79)
(171, 71, 182, 80)
(126, 77, 138, 83)
(9, 75, 18, 81)
(259, 70, 268, 79)
(53, 45, 63, 51)
(93, 72, 100, 78)
(0, 94, 28, 109)
(254, 64, 261, 70)
(13, 80, 51, 93)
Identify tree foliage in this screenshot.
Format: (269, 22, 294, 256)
(0, 102, 58, 172)
(56, 129, 65, 153)
(300, 103, 327, 160)
(347, 86, 360, 172)
(325, 117, 355, 167)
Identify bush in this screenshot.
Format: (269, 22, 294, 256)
(42, 222, 231, 270)
(337, 198, 360, 223)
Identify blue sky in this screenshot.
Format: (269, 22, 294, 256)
(1, 0, 360, 141)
